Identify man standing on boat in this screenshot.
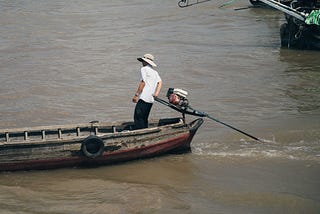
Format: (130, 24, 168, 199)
(132, 54, 162, 129)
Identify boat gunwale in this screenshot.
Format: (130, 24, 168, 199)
(0, 118, 187, 146)
(0, 118, 183, 133)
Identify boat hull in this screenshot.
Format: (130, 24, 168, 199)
(281, 14, 320, 50)
(0, 118, 203, 171)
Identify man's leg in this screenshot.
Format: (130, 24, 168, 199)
(134, 100, 153, 129)
(134, 100, 144, 129)
(143, 102, 153, 128)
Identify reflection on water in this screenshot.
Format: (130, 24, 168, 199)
(279, 49, 320, 113)
(1, 156, 320, 214)
(285, 75, 320, 113)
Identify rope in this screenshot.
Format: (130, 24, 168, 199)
(219, 0, 237, 8)
(178, 0, 213, 8)
(178, 0, 239, 9)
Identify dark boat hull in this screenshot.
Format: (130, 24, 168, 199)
(281, 15, 320, 50)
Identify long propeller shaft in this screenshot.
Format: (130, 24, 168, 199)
(155, 97, 262, 142)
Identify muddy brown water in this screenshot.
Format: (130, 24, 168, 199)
(0, 0, 319, 213)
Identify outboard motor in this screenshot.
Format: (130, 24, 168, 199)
(166, 88, 189, 109)
(155, 88, 262, 142)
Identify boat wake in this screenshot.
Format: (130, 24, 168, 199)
(192, 137, 320, 163)
(240, 136, 277, 144)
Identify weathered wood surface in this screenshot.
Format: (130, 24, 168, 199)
(0, 118, 203, 171)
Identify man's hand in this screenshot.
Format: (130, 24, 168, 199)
(132, 95, 139, 103)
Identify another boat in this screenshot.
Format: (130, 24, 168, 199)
(0, 117, 203, 171)
(251, 0, 320, 49)
(178, 0, 320, 50)
(280, 0, 320, 49)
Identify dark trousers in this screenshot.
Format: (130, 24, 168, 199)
(134, 99, 153, 129)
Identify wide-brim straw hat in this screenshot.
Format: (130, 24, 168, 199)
(137, 53, 157, 67)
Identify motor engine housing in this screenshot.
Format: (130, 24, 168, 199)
(166, 88, 189, 108)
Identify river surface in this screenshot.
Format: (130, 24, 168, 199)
(0, 0, 320, 213)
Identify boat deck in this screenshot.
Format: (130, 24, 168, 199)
(0, 118, 183, 145)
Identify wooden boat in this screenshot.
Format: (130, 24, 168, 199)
(251, 0, 320, 49)
(280, 0, 320, 49)
(0, 117, 203, 171)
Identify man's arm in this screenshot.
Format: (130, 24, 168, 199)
(153, 81, 162, 97)
(132, 80, 145, 103)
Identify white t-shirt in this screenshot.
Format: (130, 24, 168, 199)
(139, 65, 161, 103)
